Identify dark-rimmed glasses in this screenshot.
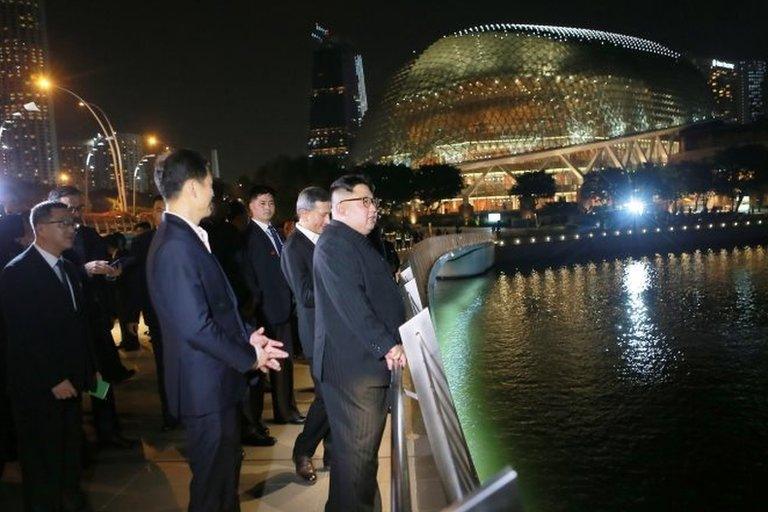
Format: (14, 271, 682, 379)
(338, 196, 381, 209)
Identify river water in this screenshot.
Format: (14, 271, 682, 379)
(431, 245, 768, 511)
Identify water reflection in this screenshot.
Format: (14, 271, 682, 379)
(432, 246, 768, 512)
(617, 259, 671, 383)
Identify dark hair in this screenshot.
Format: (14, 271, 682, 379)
(248, 185, 277, 203)
(226, 200, 247, 222)
(30, 201, 69, 228)
(296, 186, 330, 214)
(154, 149, 209, 201)
(47, 186, 82, 201)
(134, 221, 151, 231)
(152, 194, 164, 204)
(330, 174, 373, 195)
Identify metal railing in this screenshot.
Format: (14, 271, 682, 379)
(391, 365, 411, 512)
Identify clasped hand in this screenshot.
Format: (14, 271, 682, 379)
(84, 260, 121, 278)
(385, 344, 407, 370)
(249, 327, 288, 373)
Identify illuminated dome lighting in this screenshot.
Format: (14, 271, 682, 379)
(353, 24, 711, 167)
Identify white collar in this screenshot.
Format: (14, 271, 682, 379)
(295, 223, 320, 245)
(165, 211, 211, 253)
(252, 218, 272, 231)
(34, 244, 62, 268)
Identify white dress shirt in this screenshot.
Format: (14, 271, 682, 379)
(166, 211, 211, 253)
(34, 244, 77, 310)
(294, 223, 320, 245)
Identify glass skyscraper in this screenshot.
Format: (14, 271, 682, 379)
(0, 0, 57, 182)
(308, 24, 367, 168)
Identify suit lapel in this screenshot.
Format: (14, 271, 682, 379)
(252, 223, 279, 259)
(27, 248, 75, 311)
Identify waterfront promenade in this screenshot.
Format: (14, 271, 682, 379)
(0, 332, 394, 511)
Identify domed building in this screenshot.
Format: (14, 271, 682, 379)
(353, 24, 712, 212)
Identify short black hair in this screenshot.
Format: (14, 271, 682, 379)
(154, 149, 209, 201)
(248, 185, 277, 203)
(330, 174, 373, 195)
(134, 221, 151, 231)
(30, 200, 69, 228)
(47, 186, 82, 201)
(152, 194, 164, 204)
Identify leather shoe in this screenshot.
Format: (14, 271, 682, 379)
(98, 433, 137, 450)
(274, 415, 306, 425)
(242, 432, 276, 447)
(294, 455, 317, 484)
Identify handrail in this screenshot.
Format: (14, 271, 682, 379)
(390, 365, 411, 512)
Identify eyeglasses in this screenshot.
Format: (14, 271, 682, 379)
(42, 220, 79, 228)
(338, 196, 381, 209)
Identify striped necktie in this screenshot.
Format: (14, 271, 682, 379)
(267, 224, 283, 255)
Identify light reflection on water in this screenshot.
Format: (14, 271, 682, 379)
(432, 246, 768, 512)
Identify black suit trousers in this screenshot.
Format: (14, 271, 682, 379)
(149, 327, 173, 424)
(322, 381, 389, 512)
(292, 358, 331, 464)
(12, 398, 85, 512)
(184, 407, 243, 512)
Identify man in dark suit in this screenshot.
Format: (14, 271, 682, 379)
(314, 175, 407, 512)
(280, 186, 333, 484)
(48, 186, 135, 450)
(125, 195, 178, 431)
(147, 149, 287, 511)
(0, 201, 97, 511)
(242, 186, 303, 425)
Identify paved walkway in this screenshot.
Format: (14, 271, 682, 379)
(0, 329, 393, 511)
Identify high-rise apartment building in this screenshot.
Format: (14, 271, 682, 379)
(308, 24, 368, 168)
(0, 0, 58, 181)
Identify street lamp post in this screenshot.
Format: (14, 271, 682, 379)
(36, 78, 128, 211)
(132, 153, 156, 215)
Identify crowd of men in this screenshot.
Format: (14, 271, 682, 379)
(0, 148, 407, 512)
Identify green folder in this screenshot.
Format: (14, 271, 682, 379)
(88, 377, 110, 400)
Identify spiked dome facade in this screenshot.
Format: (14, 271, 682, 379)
(355, 24, 711, 167)
(353, 25, 712, 211)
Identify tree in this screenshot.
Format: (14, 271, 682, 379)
(669, 161, 714, 211)
(579, 167, 631, 206)
(251, 155, 344, 221)
(508, 170, 556, 224)
(355, 163, 414, 209)
(714, 145, 768, 212)
(412, 164, 464, 213)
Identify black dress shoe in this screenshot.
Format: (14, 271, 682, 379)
(242, 432, 276, 447)
(294, 455, 317, 484)
(98, 433, 138, 450)
(274, 415, 306, 425)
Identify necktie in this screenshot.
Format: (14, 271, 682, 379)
(55, 260, 77, 310)
(267, 224, 284, 255)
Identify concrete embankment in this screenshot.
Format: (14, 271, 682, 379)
(496, 220, 768, 268)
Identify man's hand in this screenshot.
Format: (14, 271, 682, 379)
(250, 327, 289, 373)
(52, 379, 77, 400)
(84, 260, 118, 277)
(385, 344, 407, 370)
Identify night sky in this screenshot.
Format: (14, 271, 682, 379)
(45, 0, 768, 179)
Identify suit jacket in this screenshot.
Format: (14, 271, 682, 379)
(313, 220, 406, 386)
(280, 229, 316, 357)
(64, 225, 114, 326)
(241, 221, 292, 328)
(147, 213, 258, 418)
(0, 247, 95, 403)
(125, 229, 158, 330)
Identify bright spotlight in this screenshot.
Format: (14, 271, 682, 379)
(626, 199, 645, 215)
